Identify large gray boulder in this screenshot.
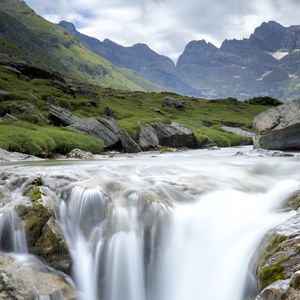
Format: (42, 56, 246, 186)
(151, 122, 196, 148)
(68, 117, 120, 148)
(49, 105, 81, 126)
(0, 148, 42, 162)
(253, 99, 300, 150)
(0, 254, 76, 299)
(139, 124, 160, 150)
(120, 130, 142, 153)
(162, 96, 184, 109)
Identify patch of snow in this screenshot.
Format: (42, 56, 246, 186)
(269, 51, 289, 60)
(289, 74, 298, 79)
(257, 71, 272, 81)
(233, 75, 241, 79)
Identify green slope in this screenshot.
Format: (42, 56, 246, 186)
(0, 0, 162, 92)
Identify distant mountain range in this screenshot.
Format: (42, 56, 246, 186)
(60, 20, 300, 100)
(1, 0, 300, 100)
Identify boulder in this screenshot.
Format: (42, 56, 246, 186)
(139, 124, 160, 150)
(49, 105, 81, 126)
(119, 130, 142, 153)
(253, 99, 300, 150)
(151, 122, 196, 148)
(66, 148, 94, 160)
(68, 117, 120, 148)
(221, 126, 253, 139)
(257, 211, 300, 290)
(0, 254, 76, 299)
(162, 96, 184, 109)
(0, 148, 42, 162)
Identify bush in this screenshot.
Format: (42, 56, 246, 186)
(246, 96, 283, 106)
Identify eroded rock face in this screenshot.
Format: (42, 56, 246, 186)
(139, 124, 160, 150)
(119, 130, 141, 153)
(253, 99, 300, 150)
(0, 254, 76, 300)
(151, 122, 196, 148)
(49, 105, 81, 126)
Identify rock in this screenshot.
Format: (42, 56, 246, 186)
(104, 106, 115, 117)
(0, 254, 76, 299)
(253, 99, 300, 150)
(221, 126, 253, 138)
(235, 149, 296, 158)
(68, 117, 120, 148)
(49, 105, 81, 126)
(162, 96, 184, 109)
(139, 124, 160, 150)
(17, 204, 71, 274)
(0, 148, 42, 162)
(119, 130, 142, 153)
(257, 211, 300, 290)
(4, 113, 17, 121)
(207, 146, 221, 150)
(151, 122, 196, 148)
(66, 148, 94, 160)
(255, 279, 293, 300)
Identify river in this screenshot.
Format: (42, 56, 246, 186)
(0, 146, 299, 300)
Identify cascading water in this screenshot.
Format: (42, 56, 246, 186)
(0, 146, 300, 300)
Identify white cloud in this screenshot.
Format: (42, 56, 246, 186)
(25, 0, 300, 61)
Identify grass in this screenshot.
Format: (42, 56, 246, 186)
(0, 60, 272, 156)
(0, 122, 104, 157)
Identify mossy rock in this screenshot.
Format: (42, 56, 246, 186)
(284, 190, 300, 210)
(258, 264, 284, 289)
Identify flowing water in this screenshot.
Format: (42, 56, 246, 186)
(0, 146, 300, 300)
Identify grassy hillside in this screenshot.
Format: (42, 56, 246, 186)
(0, 59, 271, 156)
(0, 0, 162, 92)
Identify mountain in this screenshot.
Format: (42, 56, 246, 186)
(60, 20, 300, 100)
(59, 20, 194, 95)
(177, 21, 300, 100)
(0, 0, 162, 92)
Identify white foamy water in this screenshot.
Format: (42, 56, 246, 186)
(1, 146, 300, 300)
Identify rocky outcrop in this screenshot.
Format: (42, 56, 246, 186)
(120, 130, 142, 153)
(0, 254, 76, 299)
(151, 122, 196, 148)
(139, 124, 160, 150)
(221, 126, 253, 138)
(162, 96, 184, 109)
(66, 148, 94, 160)
(0, 148, 42, 162)
(68, 117, 120, 148)
(49, 105, 81, 126)
(253, 99, 300, 150)
(139, 122, 196, 149)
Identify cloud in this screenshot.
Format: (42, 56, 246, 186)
(25, 0, 300, 61)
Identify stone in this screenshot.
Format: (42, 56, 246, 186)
(235, 149, 296, 158)
(119, 130, 142, 153)
(68, 117, 120, 148)
(0, 254, 76, 299)
(66, 148, 94, 160)
(162, 96, 184, 109)
(49, 105, 81, 126)
(253, 99, 300, 150)
(151, 122, 196, 148)
(4, 113, 17, 121)
(221, 126, 253, 138)
(0, 148, 42, 162)
(139, 124, 160, 150)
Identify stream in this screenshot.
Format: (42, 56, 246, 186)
(0, 146, 299, 300)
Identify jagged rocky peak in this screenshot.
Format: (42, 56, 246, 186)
(184, 39, 218, 52)
(249, 21, 287, 51)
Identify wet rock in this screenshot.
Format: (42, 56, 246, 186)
(0, 148, 42, 162)
(257, 212, 300, 290)
(151, 122, 196, 148)
(139, 124, 160, 150)
(120, 130, 142, 153)
(0, 254, 76, 299)
(253, 99, 300, 150)
(49, 105, 81, 126)
(235, 149, 296, 158)
(162, 96, 184, 109)
(66, 148, 94, 160)
(68, 117, 120, 148)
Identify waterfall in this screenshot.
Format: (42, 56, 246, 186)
(0, 147, 299, 300)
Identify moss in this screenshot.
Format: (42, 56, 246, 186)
(258, 265, 284, 289)
(29, 187, 43, 202)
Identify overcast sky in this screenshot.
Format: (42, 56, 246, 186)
(26, 0, 300, 61)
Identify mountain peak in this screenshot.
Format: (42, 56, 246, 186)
(59, 20, 77, 34)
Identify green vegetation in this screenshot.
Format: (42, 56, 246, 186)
(258, 265, 284, 289)
(246, 96, 283, 106)
(0, 60, 272, 156)
(0, 0, 161, 92)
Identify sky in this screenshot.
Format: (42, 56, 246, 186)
(26, 0, 300, 62)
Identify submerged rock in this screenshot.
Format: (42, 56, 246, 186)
(235, 149, 296, 157)
(253, 99, 300, 150)
(0, 254, 76, 299)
